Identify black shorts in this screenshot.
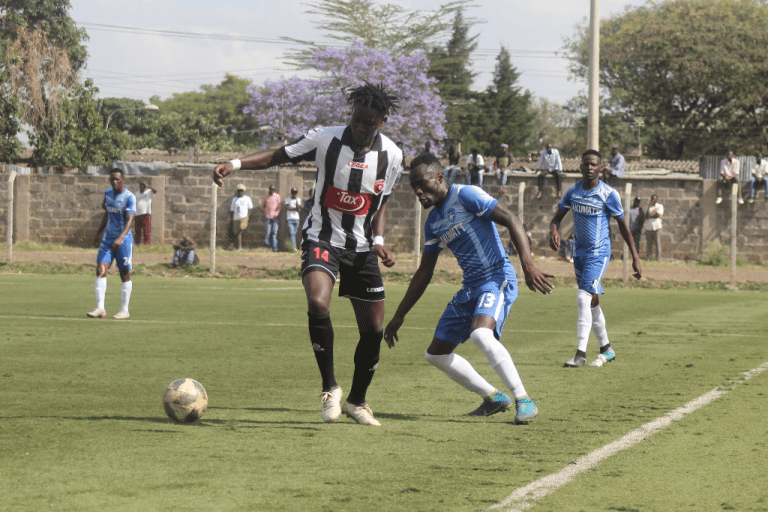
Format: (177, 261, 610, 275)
(301, 240, 385, 302)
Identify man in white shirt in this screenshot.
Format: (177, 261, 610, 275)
(134, 181, 157, 244)
(749, 152, 768, 203)
(536, 143, 563, 199)
(229, 184, 253, 251)
(284, 187, 302, 251)
(644, 194, 664, 261)
(466, 148, 485, 187)
(717, 150, 743, 205)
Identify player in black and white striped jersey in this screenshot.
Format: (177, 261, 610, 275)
(213, 83, 402, 426)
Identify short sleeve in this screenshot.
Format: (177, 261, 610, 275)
(457, 186, 498, 219)
(606, 189, 625, 219)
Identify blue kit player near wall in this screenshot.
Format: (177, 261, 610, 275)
(549, 149, 642, 367)
(88, 168, 136, 320)
(384, 153, 554, 424)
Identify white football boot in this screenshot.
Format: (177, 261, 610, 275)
(87, 308, 106, 318)
(320, 387, 343, 422)
(342, 401, 381, 426)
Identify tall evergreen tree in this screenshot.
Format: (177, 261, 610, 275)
(428, 9, 484, 152)
(482, 46, 534, 155)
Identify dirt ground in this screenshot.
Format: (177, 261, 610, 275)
(4, 248, 768, 284)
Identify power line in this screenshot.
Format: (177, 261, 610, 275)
(77, 21, 565, 58)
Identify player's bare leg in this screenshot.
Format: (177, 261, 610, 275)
(303, 271, 342, 421)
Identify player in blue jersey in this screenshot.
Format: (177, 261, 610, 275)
(549, 149, 642, 367)
(384, 153, 554, 424)
(87, 169, 136, 320)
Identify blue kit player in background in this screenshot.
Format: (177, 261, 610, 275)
(549, 149, 642, 367)
(87, 169, 136, 320)
(384, 153, 554, 424)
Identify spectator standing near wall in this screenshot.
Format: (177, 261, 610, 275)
(445, 143, 462, 185)
(629, 196, 645, 252)
(717, 150, 743, 205)
(284, 187, 302, 251)
(261, 185, 282, 252)
(134, 181, 157, 245)
(230, 184, 253, 251)
(749, 153, 768, 203)
(535, 143, 563, 199)
(644, 194, 663, 261)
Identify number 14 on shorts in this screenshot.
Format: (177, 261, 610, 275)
(314, 247, 330, 262)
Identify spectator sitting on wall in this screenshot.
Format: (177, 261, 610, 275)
(717, 150, 743, 205)
(749, 152, 768, 203)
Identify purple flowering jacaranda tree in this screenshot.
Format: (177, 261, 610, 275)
(244, 41, 446, 154)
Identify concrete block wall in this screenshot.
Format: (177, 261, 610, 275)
(3, 166, 768, 264)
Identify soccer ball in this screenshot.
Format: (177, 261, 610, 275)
(162, 378, 208, 423)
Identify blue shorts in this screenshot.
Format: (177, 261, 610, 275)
(434, 278, 517, 345)
(573, 252, 610, 295)
(97, 237, 133, 271)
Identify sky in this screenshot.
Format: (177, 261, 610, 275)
(70, 0, 647, 106)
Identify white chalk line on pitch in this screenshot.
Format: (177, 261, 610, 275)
(489, 361, 768, 512)
(0, 314, 765, 339)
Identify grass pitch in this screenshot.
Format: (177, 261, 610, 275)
(1, 274, 766, 511)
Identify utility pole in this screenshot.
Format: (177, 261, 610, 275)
(587, 0, 600, 150)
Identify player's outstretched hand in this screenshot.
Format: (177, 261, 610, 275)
(373, 245, 396, 268)
(383, 316, 403, 348)
(522, 265, 555, 295)
(213, 163, 233, 188)
(549, 232, 560, 252)
(632, 259, 642, 280)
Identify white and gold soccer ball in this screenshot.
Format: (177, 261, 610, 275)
(162, 378, 208, 423)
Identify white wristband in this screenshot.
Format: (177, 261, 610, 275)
(373, 235, 384, 246)
(229, 159, 241, 171)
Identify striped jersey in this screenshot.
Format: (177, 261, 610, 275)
(102, 188, 136, 241)
(423, 184, 516, 287)
(282, 125, 402, 252)
(557, 180, 624, 257)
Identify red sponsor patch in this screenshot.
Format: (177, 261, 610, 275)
(324, 186, 372, 215)
(373, 179, 385, 195)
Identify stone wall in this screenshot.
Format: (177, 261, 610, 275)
(1, 167, 767, 263)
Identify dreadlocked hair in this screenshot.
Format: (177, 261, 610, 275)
(345, 82, 400, 117)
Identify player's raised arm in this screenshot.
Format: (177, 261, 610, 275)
(383, 251, 439, 348)
(213, 148, 291, 187)
(489, 204, 554, 295)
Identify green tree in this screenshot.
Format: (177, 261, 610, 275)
(564, 0, 768, 159)
(428, 8, 484, 151)
(31, 79, 127, 167)
(0, 0, 88, 160)
(482, 46, 534, 156)
(283, 0, 478, 64)
(528, 97, 582, 156)
(150, 74, 260, 146)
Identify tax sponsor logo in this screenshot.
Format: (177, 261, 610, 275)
(323, 186, 373, 215)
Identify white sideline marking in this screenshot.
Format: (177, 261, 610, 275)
(490, 361, 768, 512)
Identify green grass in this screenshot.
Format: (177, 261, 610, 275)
(1, 276, 767, 511)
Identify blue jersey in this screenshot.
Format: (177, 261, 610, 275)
(424, 185, 516, 287)
(102, 188, 136, 241)
(557, 181, 623, 257)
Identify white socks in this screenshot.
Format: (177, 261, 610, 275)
(424, 351, 496, 397)
(95, 277, 107, 310)
(576, 290, 611, 351)
(470, 327, 527, 399)
(120, 281, 133, 313)
(591, 304, 610, 348)
(576, 289, 593, 352)
(95, 277, 132, 312)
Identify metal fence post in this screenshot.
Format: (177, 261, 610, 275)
(7, 171, 16, 263)
(730, 181, 738, 286)
(210, 184, 217, 274)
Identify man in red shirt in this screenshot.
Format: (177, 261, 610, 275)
(260, 185, 282, 252)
